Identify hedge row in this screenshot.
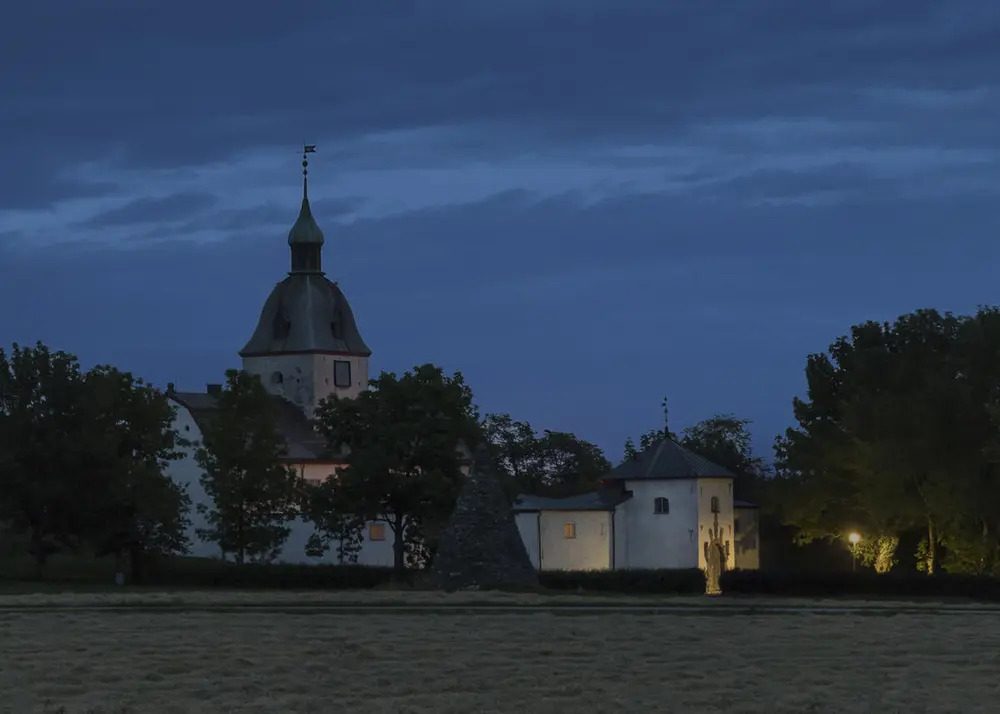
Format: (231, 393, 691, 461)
(145, 563, 1000, 600)
(108, 560, 712, 593)
(720, 569, 1000, 600)
(144, 563, 710, 593)
(11, 554, 1000, 599)
(142, 558, 404, 589)
(538, 568, 706, 594)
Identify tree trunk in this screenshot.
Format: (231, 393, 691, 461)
(926, 519, 936, 575)
(128, 545, 145, 585)
(29, 527, 48, 580)
(115, 550, 127, 586)
(392, 513, 406, 571)
(982, 520, 991, 575)
(236, 505, 245, 565)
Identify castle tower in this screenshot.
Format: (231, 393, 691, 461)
(239, 146, 371, 416)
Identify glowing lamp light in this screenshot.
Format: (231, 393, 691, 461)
(848, 532, 861, 544)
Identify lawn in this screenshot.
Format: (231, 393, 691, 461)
(2, 596, 999, 714)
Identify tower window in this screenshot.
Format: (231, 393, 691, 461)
(563, 523, 577, 539)
(271, 372, 283, 385)
(710, 496, 720, 513)
(330, 321, 340, 339)
(334, 360, 351, 388)
(653, 497, 669, 515)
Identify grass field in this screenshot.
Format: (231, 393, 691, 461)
(3, 594, 999, 714)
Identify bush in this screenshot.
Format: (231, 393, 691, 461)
(143, 557, 405, 590)
(720, 568, 1000, 601)
(539, 568, 706, 595)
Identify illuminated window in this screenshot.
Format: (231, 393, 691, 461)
(710, 496, 720, 513)
(368, 523, 386, 541)
(334, 360, 351, 388)
(563, 522, 577, 539)
(653, 497, 669, 515)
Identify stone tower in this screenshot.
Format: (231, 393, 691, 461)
(239, 148, 371, 417)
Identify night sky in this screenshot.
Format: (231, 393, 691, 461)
(2, 1, 998, 462)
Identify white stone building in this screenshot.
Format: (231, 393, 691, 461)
(165, 164, 405, 565)
(163, 162, 760, 570)
(513, 438, 760, 571)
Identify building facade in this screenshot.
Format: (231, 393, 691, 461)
(514, 438, 760, 572)
(165, 164, 400, 565)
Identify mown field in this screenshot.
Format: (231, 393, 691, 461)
(2, 552, 1000, 712)
(2, 596, 999, 714)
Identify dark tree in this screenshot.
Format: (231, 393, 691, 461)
(680, 414, 768, 501)
(776, 309, 1000, 574)
(0, 342, 92, 574)
(314, 364, 480, 571)
(195, 369, 303, 565)
(482, 413, 541, 497)
(83, 366, 191, 583)
(483, 413, 611, 498)
(302, 477, 365, 564)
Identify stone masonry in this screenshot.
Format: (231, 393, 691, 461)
(426, 443, 539, 590)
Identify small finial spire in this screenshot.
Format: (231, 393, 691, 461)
(302, 143, 316, 199)
(288, 143, 324, 274)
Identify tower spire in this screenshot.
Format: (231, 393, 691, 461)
(302, 143, 315, 199)
(288, 143, 324, 274)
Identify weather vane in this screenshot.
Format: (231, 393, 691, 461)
(302, 142, 316, 179)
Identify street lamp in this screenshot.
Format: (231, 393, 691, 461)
(848, 532, 861, 572)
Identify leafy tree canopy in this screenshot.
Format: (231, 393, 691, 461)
(0, 342, 92, 572)
(313, 363, 480, 571)
(482, 413, 611, 498)
(195, 369, 302, 565)
(680, 414, 768, 501)
(82, 366, 191, 583)
(775, 308, 1000, 575)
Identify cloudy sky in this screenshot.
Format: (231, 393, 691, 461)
(2, 1, 998, 462)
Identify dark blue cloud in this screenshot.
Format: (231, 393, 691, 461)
(78, 191, 218, 228)
(3, 1, 998, 177)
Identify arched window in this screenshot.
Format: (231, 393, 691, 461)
(710, 496, 720, 513)
(653, 497, 669, 515)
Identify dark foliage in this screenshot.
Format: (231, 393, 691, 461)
(143, 558, 405, 589)
(720, 569, 1000, 601)
(539, 568, 706, 594)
